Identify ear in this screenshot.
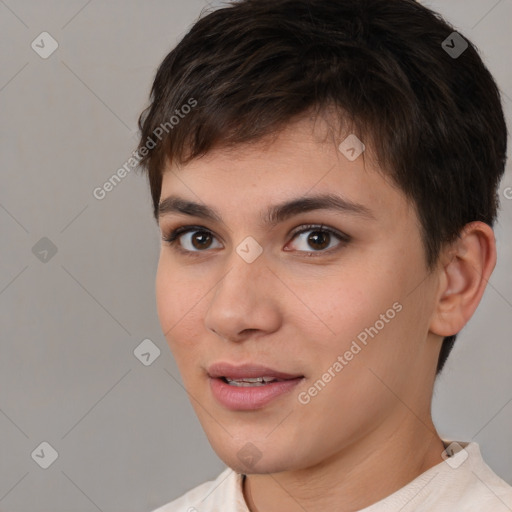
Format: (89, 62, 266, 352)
(429, 221, 497, 337)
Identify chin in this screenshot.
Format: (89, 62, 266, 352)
(225, 453, 297, 475)
(208, 435, 305, 475)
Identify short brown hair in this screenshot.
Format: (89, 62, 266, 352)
(137, 0, 507, 373)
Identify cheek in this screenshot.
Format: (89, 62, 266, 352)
(292, 259, 421, 390)
(155, 259, 174, 336)
(155, 255, 210, 362)
(293, 267, 397, 354)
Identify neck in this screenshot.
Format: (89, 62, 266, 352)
(243, 416, 445, 512)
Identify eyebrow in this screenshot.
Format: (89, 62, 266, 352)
(157, 193, 375, 227)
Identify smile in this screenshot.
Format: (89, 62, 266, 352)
(223, 376, 282, 386)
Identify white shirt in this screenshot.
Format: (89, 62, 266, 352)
(152, 441, 512, 512)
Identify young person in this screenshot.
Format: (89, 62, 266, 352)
(136, 0, 512, 510)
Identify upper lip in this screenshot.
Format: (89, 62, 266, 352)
(207, 362, 303, 380)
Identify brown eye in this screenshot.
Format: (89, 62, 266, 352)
(191, 231, 214, 250)
(287, 225, 348, 254)
(307, 230, 331, 250)
(162, 226, 223, 253)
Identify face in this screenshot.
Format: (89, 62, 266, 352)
(155, 115, 442, 474)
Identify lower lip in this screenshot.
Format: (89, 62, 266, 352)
(209, 377, 303, 411)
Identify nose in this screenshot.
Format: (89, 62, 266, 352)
(204, 250, 282, 343)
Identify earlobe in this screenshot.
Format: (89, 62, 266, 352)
(429, 222, 496, 337)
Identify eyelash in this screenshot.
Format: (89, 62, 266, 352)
(161, 224, 350, 257)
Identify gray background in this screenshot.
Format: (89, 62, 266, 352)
(0, 0, 511, 511)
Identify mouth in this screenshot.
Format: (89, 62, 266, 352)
(220, 376, 289, 387)
(207, 362, 304, 410)
(207, 361, 304, 383)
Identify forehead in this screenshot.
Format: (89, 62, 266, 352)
(159, 116, 412, 224)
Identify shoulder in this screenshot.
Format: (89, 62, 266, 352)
(457, 442, 512, 510)
(361, 441, 512, 512)
(151, 467, 245, 512)
(424, 441, 512, 512)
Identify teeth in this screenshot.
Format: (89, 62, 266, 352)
(225, 376, 278, 386)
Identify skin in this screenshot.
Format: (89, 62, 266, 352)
(155, 114, 496, 512)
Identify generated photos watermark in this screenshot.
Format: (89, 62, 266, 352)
(298, 301, 403, 405)
(92, 97, 197, 200)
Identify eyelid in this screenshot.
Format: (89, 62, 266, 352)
(161, 224, 215, 243)
(288, 223, 350, 242)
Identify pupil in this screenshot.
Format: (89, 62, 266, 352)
(192, 232, 212, 250)
(308, 231, 329, 250)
